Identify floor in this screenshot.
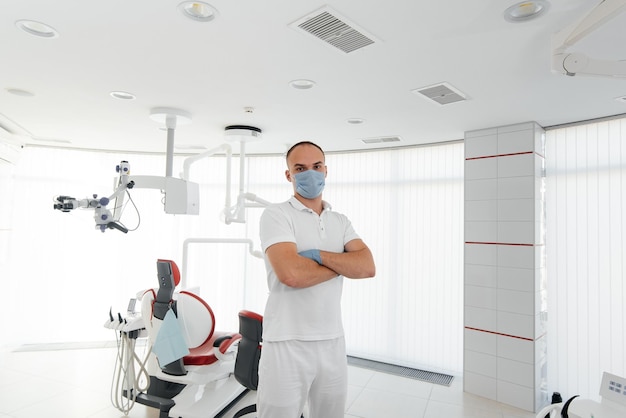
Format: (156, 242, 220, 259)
(0, 342, 538, 418)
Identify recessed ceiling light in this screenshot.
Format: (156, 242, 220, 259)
(289, 79, 316, 90)
(178, 2, 219, 22)
(616, 95, 626, 104)
(361, 136, 401, 144)
(15, 19, 59, 38)
(110, 91, 136, 100)
(347, 118, 364, 124)
(504, 1, 550, 23)
(6, 88, 35, 97)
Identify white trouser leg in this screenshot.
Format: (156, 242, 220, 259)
(257, 338, 347, 418)
(307, 337, 347, 418)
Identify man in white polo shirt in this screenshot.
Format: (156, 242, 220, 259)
(258, 141, 376, 418)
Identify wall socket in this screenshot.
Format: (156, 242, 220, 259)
(600, 372, 626, 407)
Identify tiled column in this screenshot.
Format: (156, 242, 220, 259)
(463, 122, 548, 412)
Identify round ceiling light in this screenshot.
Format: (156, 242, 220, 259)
(178, 2, 219, 22)
(347, 118, 364, 124)
(504, 1, 550, 23)
(6, 88, 35, 97)
(110, 91, 136, 100)
(224, 125, 262, 142)
(289, 79, 316, 90)
(15, 19, 59, 38)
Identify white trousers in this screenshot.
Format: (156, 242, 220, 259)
(257, 337, 347, 418)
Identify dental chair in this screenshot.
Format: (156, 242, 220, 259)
(134, 259, 247, 418)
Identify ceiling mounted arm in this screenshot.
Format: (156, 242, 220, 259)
(553, 52, 626, 78)
(552, 0, 626, 77)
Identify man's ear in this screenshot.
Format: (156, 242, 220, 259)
(285, 169, 292, 182)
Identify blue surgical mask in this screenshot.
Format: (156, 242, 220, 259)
(294, 170, 325, 199)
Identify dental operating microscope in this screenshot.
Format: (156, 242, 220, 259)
(53, 160, 199, 232)
(53, 161, 133, 233)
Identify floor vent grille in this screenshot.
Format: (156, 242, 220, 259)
(347, 356, 454, 386)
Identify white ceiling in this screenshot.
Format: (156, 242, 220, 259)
(1, 0, 626, 156)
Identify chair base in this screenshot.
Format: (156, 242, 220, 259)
(232, 404, 256, 418)
(126, 375, 246, 418)
(230, 403, 305, 418)
(124, 376, 183, 418)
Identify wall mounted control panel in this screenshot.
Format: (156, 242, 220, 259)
(599, 372, 626, 407)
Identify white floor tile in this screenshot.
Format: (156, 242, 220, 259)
(425, 399, 502, 418)
(347, 387, 429, 418)
(347, 365, 375, 387)
(346, 384, 365, 412)
(365, 371, 433, 400)
(88, 404, 160, 418)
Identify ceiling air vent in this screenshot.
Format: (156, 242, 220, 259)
(412, 82, 468, 105)
(290, 6, 380, 53)
(361, 136, 401, 144)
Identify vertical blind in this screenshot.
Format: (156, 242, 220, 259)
(245, 145, 466, 375)
(545, 117, 626, 400)
(3, 142, 465, 376)
(322, 145, 465, 374)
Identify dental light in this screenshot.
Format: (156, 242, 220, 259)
(552, 0, 626, 78)
(180, 125, 269, 225)
(222, 125, 269, 225)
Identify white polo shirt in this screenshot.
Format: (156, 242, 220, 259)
(259, 196, 360, 342)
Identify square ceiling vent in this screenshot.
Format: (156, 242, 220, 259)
(290, 6, 380, 53)
(412, 82, 468, 105)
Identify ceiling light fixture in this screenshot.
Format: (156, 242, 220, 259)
(224, 125, 262, 142)
(504, 1, 550, 23)
(289, 79, 316, 90)
(150, 107, 192, 128)
(347, 118, 364, 124)
(15, 19, 59, 38)
(178, 2, 219, 22)
(361, 136, 401, 144)
(110, 91, 136, 100)
(6, 88, 35, 97)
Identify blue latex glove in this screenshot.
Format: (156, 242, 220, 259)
(299, 249, 322, 265)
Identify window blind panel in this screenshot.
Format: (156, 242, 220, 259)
(324, 144, 464, 374)
(5, 143, 465, 377)
(245, 145, 464, 374)
(7, 148, 191, 343)
(545, 118, 626, 400)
